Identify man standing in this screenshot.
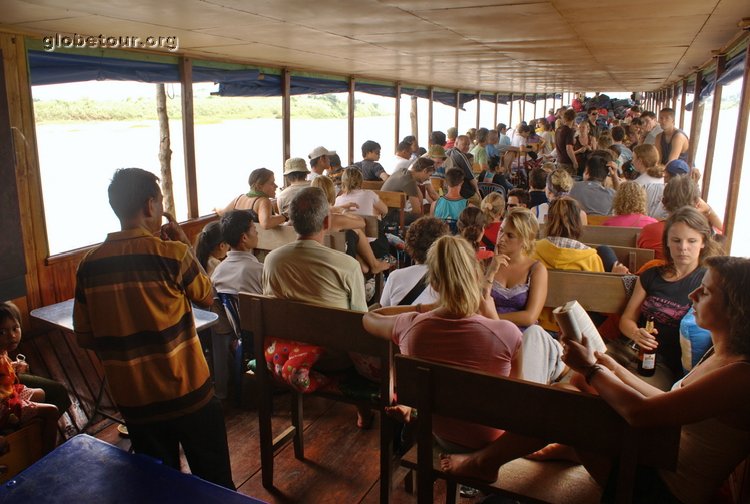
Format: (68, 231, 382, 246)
(654, 108, 689, 164)
(308, 146, 335, 181)
(640, 111, 662, 145)
(73, 168, 233, 489)
(555, 108, 578, 175)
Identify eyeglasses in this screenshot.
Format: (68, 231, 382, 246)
(0, 325, 20, 338)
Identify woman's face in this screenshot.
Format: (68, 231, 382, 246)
(689, 268, 728, 334)
(497, 221, 524, 255)
(259, 175, 278, 197)
(0, 317, 21, 353)
(667, 221, 704, 268)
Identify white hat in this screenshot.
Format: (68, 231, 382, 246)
(308, 146, 336, 160)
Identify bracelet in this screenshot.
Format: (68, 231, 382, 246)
(584, 364, 604, 385)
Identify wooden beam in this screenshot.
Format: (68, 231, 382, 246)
(178, 57, 198, 219)
(493, 93, 498, 128)
(672, 82, 678, 111)
(533, 94, 537, 119)
(394, 82, 401, 149)
(702, 54, 726, 200)
(348, 76, 355, 166)
(475, 91, 481, 130)
(282, 68, 291, 163)
(521, 94, 526, 123)
(679, 78, 688, 130)
(428, 87, 434, 136)
(509, 93, 514, 126)
(454, 91, 459, 130)
(722, 40, 750, 251)
(688, 71, 703, 167)
(543, 95, 547, 120)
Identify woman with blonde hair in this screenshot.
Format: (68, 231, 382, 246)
(221, 167, 287, 229)
(363, 235, 522, 450)
(604, 181, 658, 228)
(529, 168, 587, 225)
(479, 192, 505, 251)
(487, 208, 565, 383)
(310, 175, 390, 274)
(335, 168, 388, 219)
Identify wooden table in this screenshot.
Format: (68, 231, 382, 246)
(0, 435, 265, 503)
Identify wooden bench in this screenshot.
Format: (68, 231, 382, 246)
(585, 214, 610, 226)
(239, 294, 396, 503)
(362, 180, 384, 190)
(374, 190, 407, 237)
(0, 420, 43, 483)
(538, 225, 641, 248)
(255, 225, 347, 252)
(396, 355, 680, 504)
(583, 244, 655, 274)
(546, 270, 631, 314)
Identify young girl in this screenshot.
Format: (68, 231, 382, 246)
(479, 192, 505, 252)
(0, 302, 58, 454)
(457, 206, 494, 262)
(194, 221, 228, 277)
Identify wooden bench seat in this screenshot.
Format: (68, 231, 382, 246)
(538, 225, 642, 247)
(395, 355, 680, 504)
(255, 225, 347, 252)
(546, 269, 631, 314)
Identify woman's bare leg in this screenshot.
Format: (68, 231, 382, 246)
(355, 229, 390, 274)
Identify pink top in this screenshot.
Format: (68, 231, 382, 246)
(603, 213, 657, 228)
(392, 311, 522, 450)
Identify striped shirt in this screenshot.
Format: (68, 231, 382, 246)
(73, 227, 214, 424)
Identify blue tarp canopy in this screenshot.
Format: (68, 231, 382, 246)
(685, 50, 745, 111)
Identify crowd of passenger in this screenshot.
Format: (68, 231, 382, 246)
(1, 95, 748, 503)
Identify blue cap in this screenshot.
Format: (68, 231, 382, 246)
(666, 159, 690, 176)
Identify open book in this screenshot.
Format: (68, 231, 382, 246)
(552, 300, 607, 354)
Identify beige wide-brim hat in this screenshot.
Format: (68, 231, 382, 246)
(283, 157, 310, 175)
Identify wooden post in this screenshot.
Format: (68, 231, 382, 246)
(394, 82, 401, 149)
(509, 93, 514, 127)
(688, 71, 703, 167)
(722, 40, 750, 251)
(544, 95, 548, 119)
(428, 87, 434, 137)
(475, 91, 481, 130)
(454, 91, 459, 130)
(348, 77, 355, 166)
(679, 78, 688, 130)
(178, 57, 199, 219)
(494, 93, 498, 128)
(521, 94, 526, 123)
(155, 84, 175, 217)
(702, 54, 726, 200)
(411, 95, 419, 147)
(282, 68, 291, 163)
(533, 94, 538, 119)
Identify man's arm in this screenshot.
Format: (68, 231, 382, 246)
(667, 133, 689, 163)
(409, 195, 424, 215)
(379, 171, 389, 181)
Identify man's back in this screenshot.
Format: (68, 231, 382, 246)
(73, 228, 213, 423)
(263, 240, 366, 312)
(382, 167, 419, 197)
(569, 181, 615, 216)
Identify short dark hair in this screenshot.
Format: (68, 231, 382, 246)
(587, 106, 599, 114)
(397, 140, 412, 153)
(108, 168, 160, 220)
(410, 157, 435, 173)
(563, 108, 576, 121)
(290, 187, 329, 236)
(496, 123, 507, 132)
(430, 131, 446, 146)
(476, 127, 489, 143)
(529, 168, 547, 190)
(221, 209, 258, 248)
(362, 140, 381, 157)
(508, 188, 530, 207)
(585, 155, 609, 181)
(611, 126, 626, 142)
(0, 301, 21, 325)
(641, 111, 656, 120)
(285, 171, 307, 183)
(445, 168, 464, 188)
(328, 153, 342, 169)
(405, 217, 450, 263)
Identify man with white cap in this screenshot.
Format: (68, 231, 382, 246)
(277, 157, 310, 216)
(308, 146, 335, 181)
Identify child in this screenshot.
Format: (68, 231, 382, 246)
(457, 206, 494, 262)
(194, 221, 228, 276)
(0, 302, 58, 454)
(354, 140, 388, 181)
(431, 168, 469, 224)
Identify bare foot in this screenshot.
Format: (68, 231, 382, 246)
(356, 406, 374, 429)
(439, 453, 498, 483)
(385, 404, 413, 423)
(369, 259, 391, 275)
(525, 443, 580, 463)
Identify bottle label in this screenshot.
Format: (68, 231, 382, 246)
(641, 353, 656, 370)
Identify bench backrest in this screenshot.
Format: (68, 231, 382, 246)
(538, 225, 641, 247)
(375, 190, 407, 235)
(362, 180, 384, 190)
(584, 244, 655, 272)
(545, 270, 631, 314)
(395, 354, 680, 501)
(255, 225, 347, 252)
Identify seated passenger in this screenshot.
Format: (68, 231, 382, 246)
(0, 302, 58, 454)
(194, 221, 228, 276)
(364, 235, 523, 451)
(527, 168, 548, 209)
(457, 206, 494, 262)
(603, 181, 658, 228)
(307, 146, 335, 181)
(379, 217, 449, 307)
(353, 140, 388, 181)
(276, 158, 312, 216)
(221, 167, 288, 229)
(431, 168, 469, 222)
(529, 168, 587, 225)
(569, 155, 616, 216)
(487, 208, 565, 384)
(477, 155, 514, 194)
(210, 210, 263, 400)
(442, 255, 750, 504)
(382, 157, 436, 225)
(479, 192, 505, 252)
(612, 207, 723, 390)
(506, 188, 530, 210)
(632, 144, 668, 219)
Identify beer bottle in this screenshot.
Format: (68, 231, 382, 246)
(637, 318, 656, 377)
